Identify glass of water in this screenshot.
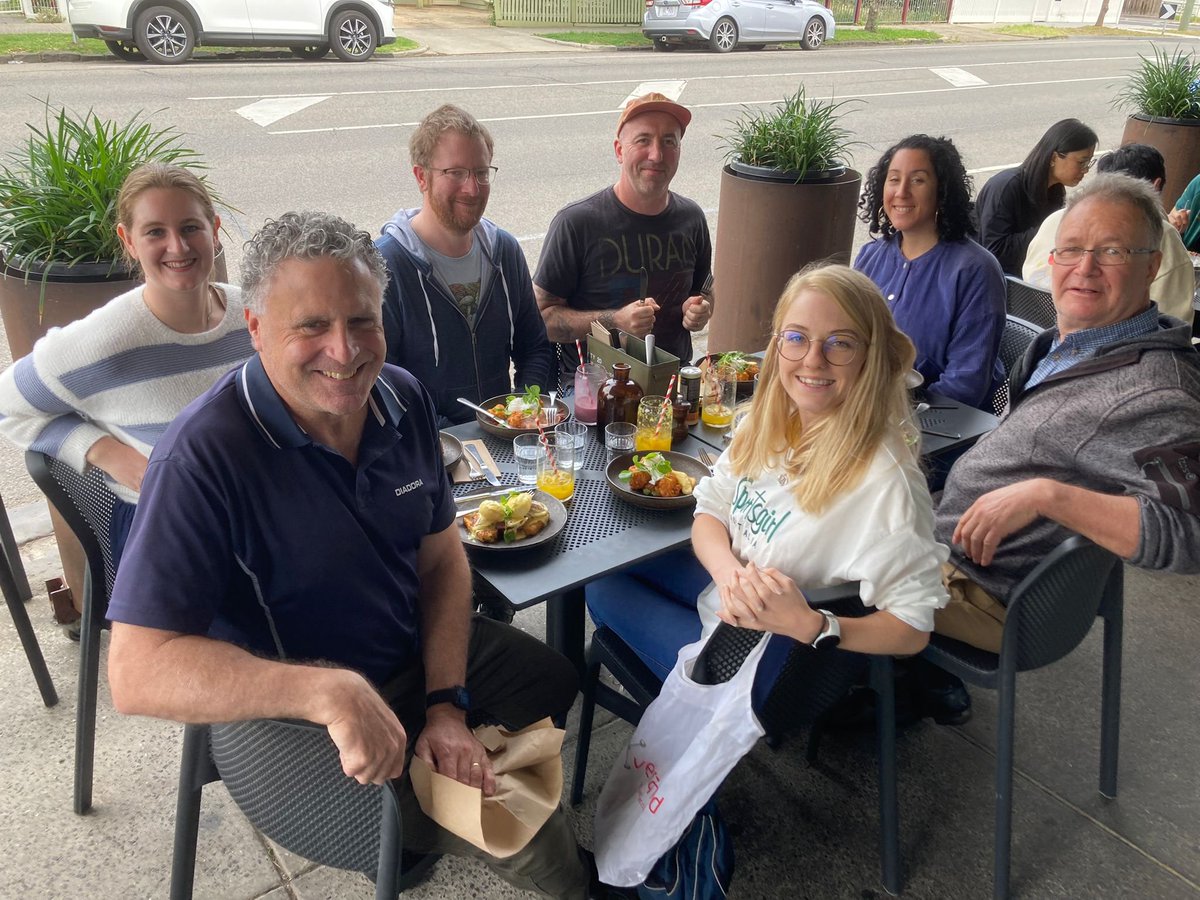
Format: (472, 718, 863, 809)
(604, 421, 637, 462)
(555, 421, 588, 470)
(513, 433, 540, 484)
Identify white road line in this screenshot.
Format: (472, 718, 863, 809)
(622, 81, 688, 106)
(930, 66, 988, 87)
(190, 54, 1136, 101)
(236, 96, 329, 127)
(967, 164, 1018, 175)
(267, 74, 1118, 135)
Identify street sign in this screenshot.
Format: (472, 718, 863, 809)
(1161, 2, 1178, 17)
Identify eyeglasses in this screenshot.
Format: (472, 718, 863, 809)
(427, 166, 498, 186)
(1049, 246, 1157, 267)
(776, 331, 864, 366)
(1056, 152, 1095, 172)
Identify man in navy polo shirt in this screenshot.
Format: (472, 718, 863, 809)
(106, 211, 590, 897)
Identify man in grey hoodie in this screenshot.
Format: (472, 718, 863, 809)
(376, 104, 555, 425)
(935, 172, 1200, 654)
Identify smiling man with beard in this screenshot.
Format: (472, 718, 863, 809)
(376, 104, 554, 425)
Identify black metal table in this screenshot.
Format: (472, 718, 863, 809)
(916, 393, 999, 457)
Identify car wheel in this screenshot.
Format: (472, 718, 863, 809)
(801, 17, 826, 50)
(104, 40, 143, 61)
(134, 5, 195, 64)
(652, 38, 676, 51)
(290, 43, 330, 60)
(329, 9, 378, 61)
(709, 17, 737, 53)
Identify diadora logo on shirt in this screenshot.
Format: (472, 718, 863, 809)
(395, 479, 424, 497)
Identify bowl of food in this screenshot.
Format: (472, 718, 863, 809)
(476, 386, 570, 438)
(696, 351, 762, 400)
(459, 488, 567, 549)
(439, 431, 464, 472)
(606, 451, 708, 511)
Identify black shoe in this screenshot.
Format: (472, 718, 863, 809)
(910, 658, 971, 726)
(583, 848, 639, 899)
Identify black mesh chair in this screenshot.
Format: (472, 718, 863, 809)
(25, 450, 118, 814)
(1, 490, 57, 707)
(171, 718, 436, 900)
(921, 536, 1123, 900)
(1003, 276, 1056, 329)
(990, 315, 1041, 417)
(572, 589, 904, 894)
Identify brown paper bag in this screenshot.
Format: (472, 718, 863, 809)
(409, 718, 564, 858)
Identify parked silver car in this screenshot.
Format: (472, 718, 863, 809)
(64, 0, 397, 63)
(643, 0, 835, 52)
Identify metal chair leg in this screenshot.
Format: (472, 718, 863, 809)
(170, 725, 213, 900)
(993, 661, 1018, 900)
(74, 569, 101, 814)
(871, 655, 900, 896)
(0, 495, 32, 601)
(1099, 592, 1123, 800)
(376, 786, 403, 900)
(1, 550, 57, 706)
(571, 652, 603, 806)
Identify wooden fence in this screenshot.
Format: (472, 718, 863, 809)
(494, 0, 645, 26)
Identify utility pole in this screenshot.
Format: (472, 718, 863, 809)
(1182, 0, 1196, 32)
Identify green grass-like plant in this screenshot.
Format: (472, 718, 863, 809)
(0, 104, 210, 273)
(721, 87, 861, 178)
(1113, 46, 1200, 120)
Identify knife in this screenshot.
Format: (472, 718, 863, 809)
(457, 397, 508, 427)
(638, 266, 648, 304)
(455, 485, 534, 504)
(465, 444, 500, 486)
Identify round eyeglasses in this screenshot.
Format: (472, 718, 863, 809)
(1050, 246, 1156, 267)
(775, 331, 864, 366)
(428, 166, 498, 186)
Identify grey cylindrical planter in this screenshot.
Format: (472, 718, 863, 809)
(708, 164, 862, 356)
(1121, 113, 1200, 211)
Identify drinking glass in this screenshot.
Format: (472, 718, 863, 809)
(573, 363, 605, 426)
(701, 366, 737, 429)
(604, 421, 637, 462)
(513, 433, 541, 484)
(536, 433, 575, 501)
(635, 395, 672, 452)
(555, 421, 588, 470)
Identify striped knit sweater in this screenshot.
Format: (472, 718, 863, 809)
(0, 282, 253, 503)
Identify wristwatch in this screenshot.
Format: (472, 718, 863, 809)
(425, 685, 471, 712)
(809, 609, 841, 650)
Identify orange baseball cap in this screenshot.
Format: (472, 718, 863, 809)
(616, 92, 691, 137)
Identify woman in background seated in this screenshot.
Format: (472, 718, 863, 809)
(976, 118, 1098, 276)
(585, 266, 949, 713)
(855, 134, 1006, 410)
(0, 163, 253, 575)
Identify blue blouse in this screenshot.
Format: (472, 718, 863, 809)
(854, 235, 1007, 409)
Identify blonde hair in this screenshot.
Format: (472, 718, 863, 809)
(115, 163, 217, 268)
(409, 104, 494, 169)
(726, 265, 917, 514)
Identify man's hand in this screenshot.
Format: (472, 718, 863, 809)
(1168, 207, 1190, 234)
(415, 706, 496, 796)
(320, 669, 409, 785)
(681, 294, 712, 332)
(952, 479, 1047, 567)
(85, 437, 149, 493)
(716, 563, 824, 643)
(614, 297, 659, 337)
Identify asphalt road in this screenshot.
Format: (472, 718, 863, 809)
(0, 35, 1182, 509)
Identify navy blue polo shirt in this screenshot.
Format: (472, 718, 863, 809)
(107, 356, 457, 686)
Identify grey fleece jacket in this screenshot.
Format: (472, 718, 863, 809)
(935, 318, 1200, 601)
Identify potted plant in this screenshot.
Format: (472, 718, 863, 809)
(708, 87, 863, 355)
(1114, 47, 1200, 211)
(0, 104, 221, 359)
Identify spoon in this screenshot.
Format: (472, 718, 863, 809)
(457, 397, 509, 427)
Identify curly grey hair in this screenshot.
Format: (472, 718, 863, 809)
(240, 211, 388, 313)
(1062, 171, 1164, 250)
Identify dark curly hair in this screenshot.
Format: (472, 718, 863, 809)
(857, 134, 975, 243)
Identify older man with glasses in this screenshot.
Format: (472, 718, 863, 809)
(932, 171, 1200, 659)
(376, 104, 554, 426)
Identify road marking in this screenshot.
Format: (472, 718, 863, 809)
(930, 67, 988, 87)
(267, 75, 1117, 135)
(236, 95, 328, 127)
(622, 81, 687, 106)
(968, 164, 1018, 175)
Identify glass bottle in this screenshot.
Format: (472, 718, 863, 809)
(596, 362, 644, 435)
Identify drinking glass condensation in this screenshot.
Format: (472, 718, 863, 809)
(701, 366, 737, 428)
(555, 420, 588, 470)
(513, 433, 541, 484)
(635, 395, 672, 452)
(536, 433, 575, 501)
(604, 421, 637, 462)
(573, 363, 605, 425)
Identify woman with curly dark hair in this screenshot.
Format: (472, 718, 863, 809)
(976, 118, 1098, 276)
(854, 134, 1006, 410)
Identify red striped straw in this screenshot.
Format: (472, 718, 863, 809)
(654, 374, 677, 436)
(535, 417, 555, 469)
(576, 339, 584, 363)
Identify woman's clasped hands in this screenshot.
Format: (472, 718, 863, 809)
(716, 561, 824, 643)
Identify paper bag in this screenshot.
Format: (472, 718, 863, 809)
(409, 718, 564, 858)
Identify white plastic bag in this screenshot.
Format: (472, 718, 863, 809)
(593, 632, 769, 887)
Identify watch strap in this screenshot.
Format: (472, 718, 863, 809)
(425, 685, 471, 711)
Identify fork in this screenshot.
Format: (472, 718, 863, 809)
(464, 449, 482, 480)
(698, 448, 717, 473)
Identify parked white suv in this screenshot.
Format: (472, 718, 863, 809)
(64, 0, 397, 63)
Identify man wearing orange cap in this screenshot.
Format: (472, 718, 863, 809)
(534, 92, 713, 370)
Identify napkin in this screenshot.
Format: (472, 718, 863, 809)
(450, 439, 500, 485)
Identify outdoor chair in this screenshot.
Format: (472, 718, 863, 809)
(25, 450, 117, 814)
(171, 718, 438, 900)
(990, 314, 1041, 417)
(1, 490, 57, 707)
(921, 535, 1123, 900)
(572, 588, 905, 895)
(1003, 276, 1055, 329)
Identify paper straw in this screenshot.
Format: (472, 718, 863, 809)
(654, 375, 677, 436)
(535, 417, 555, 469)
(575, 338, 583, 363)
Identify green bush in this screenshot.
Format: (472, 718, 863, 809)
(721, 87, 861, 178)
(1113, 47, 1200, 120)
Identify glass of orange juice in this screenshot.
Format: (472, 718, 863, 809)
(635, 395, 673, 452)
(701, 366, 736, 429)
(536, 433, 575, 501)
